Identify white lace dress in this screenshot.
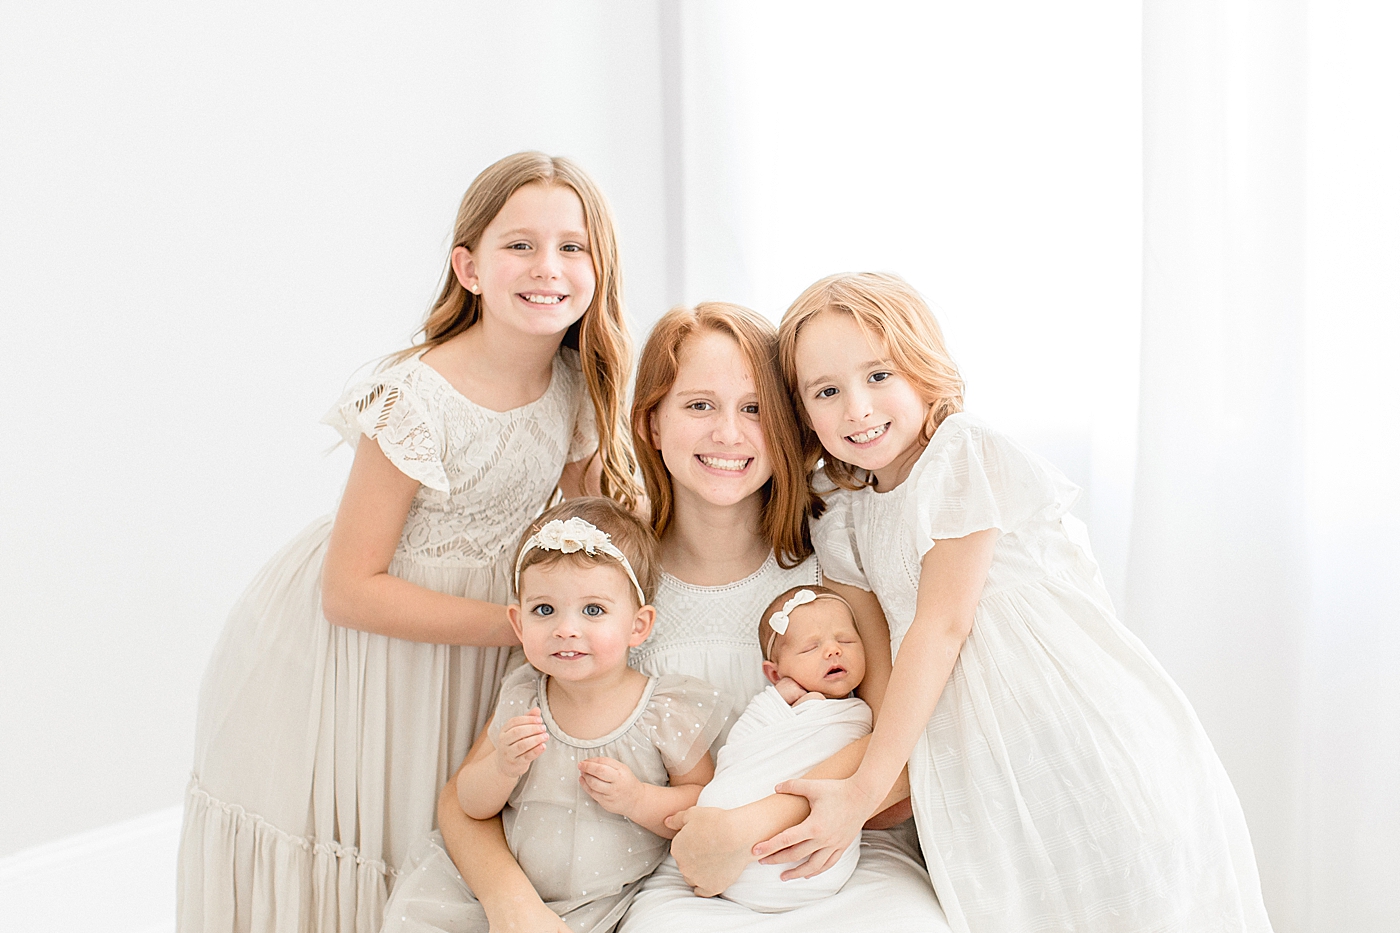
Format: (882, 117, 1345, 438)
(177, 348, 595, 933)
(812, 413, 1273, 933)
(377, 555, 949, 933)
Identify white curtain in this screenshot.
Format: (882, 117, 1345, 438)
(671, 2, 1400, 929)
(1133, 1, 1400, 930)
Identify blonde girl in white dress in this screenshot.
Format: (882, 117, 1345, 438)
(398, 302, 948, 933)
(177, 152, 640, 933)
(766, 272, 1274, 932)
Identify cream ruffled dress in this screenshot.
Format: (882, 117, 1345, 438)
(813, 412, 1273, 933)
(177, 348, 595, 933)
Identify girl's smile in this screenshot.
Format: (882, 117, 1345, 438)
(453, 182, 597, 344)
(794, 311, 929, 490)
(651, 329, 772, 510)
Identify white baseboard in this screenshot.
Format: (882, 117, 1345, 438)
(0, 805, 181, 933)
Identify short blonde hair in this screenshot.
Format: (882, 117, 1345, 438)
(514, 497, 661, 605)
(778, 272, 964, 492)
(632, 303, 815, 568)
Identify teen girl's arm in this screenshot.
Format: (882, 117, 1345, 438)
(438, 729, 575, 933)
(321, 437, 515, 645)
(557, 450, 603, 499)
(664, 582, 909, 894)
(762, 529, 999, 861)
(579, 753, 715, 838)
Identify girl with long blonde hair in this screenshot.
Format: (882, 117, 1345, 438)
(178, 152, 639, 933)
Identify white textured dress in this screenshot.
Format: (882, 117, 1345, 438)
(812, 413, 1273, 933)
(378, 555, 949, 932)
(382, 665, 728, 933)
(177, 348, 595, 933)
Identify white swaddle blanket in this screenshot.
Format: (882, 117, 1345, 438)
(696, 685, 873, 913)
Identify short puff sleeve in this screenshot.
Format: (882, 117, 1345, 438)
(487, 665, 543, 745)
(638, 675, 731, 777)
(561, 348, 599, 463)
(322, 370, 450, 493)
(809, 478, 871, 590)
(910, 414, 1079, 557)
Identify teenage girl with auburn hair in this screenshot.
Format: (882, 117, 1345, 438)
(391, 302, 948, 933)
(178, 151, 639, 933)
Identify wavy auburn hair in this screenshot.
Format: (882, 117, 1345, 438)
(394, 151, 640, 508)
(631, 303, 814, 568)
(778, 272, 964, 492)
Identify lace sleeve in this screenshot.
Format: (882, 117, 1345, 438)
(322, 372, 451, 492)
(909, 414, 1080, 558)
(640, 675, 731, 778)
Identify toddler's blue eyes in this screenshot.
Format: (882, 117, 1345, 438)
(532, 604, 554, 616)
(582, 604, 605, 617)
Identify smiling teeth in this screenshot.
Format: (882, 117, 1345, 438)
(699, 456, 750, 471)
(523, 294, 564, 304)
(848, 424, 887, 444)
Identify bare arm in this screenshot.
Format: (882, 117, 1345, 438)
(557, 450, 603, 499)
(438, 731, 574, 933)
(456, 711, 547, 820)
(321, 437, 516, 645)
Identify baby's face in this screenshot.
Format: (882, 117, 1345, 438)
(771, 601, 866, 699)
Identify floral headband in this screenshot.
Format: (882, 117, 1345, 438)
(763, 588, 854, 660)
(513, 516, 647, 605)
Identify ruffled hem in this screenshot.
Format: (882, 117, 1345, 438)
(178, 776, 393, 933)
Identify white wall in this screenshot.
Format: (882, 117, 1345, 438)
(0, 1, 669, 858)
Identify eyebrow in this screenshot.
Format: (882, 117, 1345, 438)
(801, 359, 888, 391)
(496, 227, 589, 241)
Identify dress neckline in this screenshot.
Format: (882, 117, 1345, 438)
(535, 670, 660, 749)
(411, 349, 564, 415)
(659, 552, 778, 594)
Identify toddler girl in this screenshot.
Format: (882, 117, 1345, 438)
(388, 497, 729, 933)
(698, 585, 873, 913)
(771, 272, 1274, 932)
(178, 152, 639, 933)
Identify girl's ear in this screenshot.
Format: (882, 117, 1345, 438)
(628, 604, 656, 647)
(648, 410, 662, 449)
(762, 659, 782, 685)
(451, 245, 479, 294)
(506, 603, 525, 643)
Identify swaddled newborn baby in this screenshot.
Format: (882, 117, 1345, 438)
(697, 585, 873, 913)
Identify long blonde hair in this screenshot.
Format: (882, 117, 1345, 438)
(396, 151, 639, 507)
(632, 303, 814, 568)
(778, 272, 964, 492)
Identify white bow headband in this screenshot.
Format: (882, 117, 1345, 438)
(513, 517, 647, 605)
(764, 588, 853, 660)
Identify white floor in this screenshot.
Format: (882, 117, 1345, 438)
(0, 806, 180, 933)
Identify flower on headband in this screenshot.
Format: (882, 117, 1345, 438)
(534, 517, 612, 555)
(769, 589, 818, 636)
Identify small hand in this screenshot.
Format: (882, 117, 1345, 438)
(495, 709, 547, 778)
(577, 757, 642, 817)
(754, 776, 880, 880)
(773, 677, 809, 706)
(665, 806, 754, 897)
(484, 898, 576, 933)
